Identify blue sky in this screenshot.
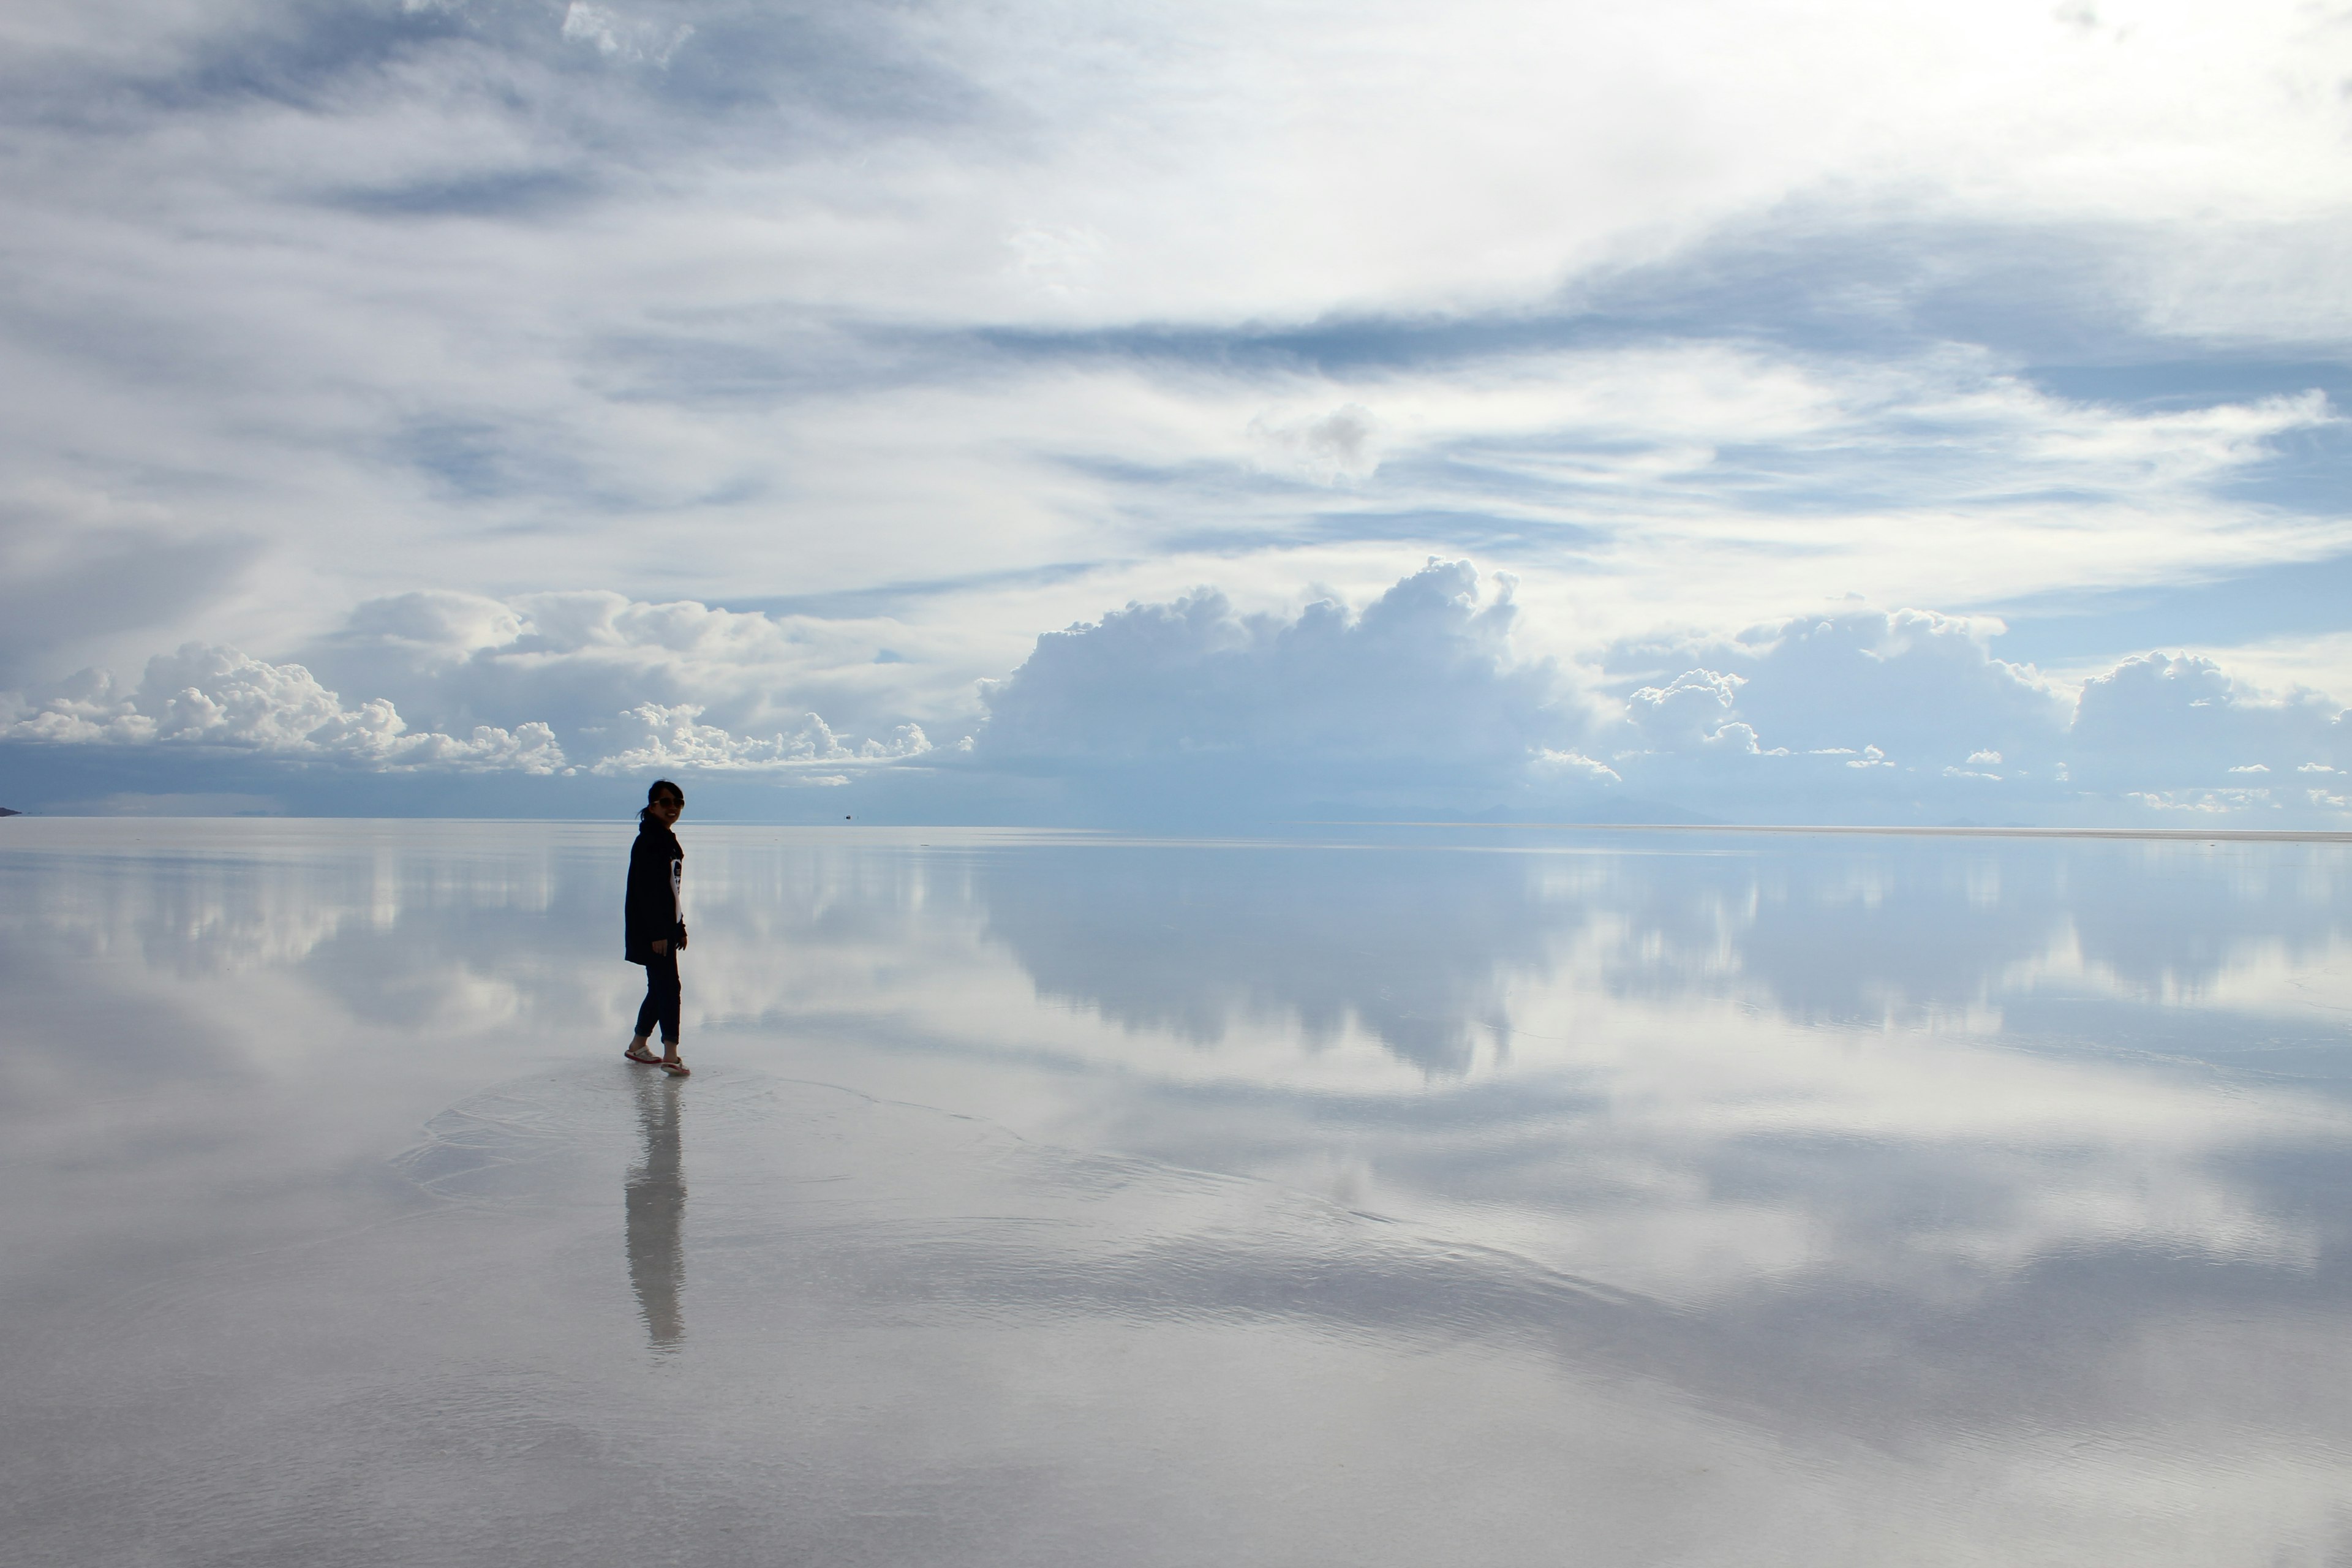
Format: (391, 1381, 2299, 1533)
(2, 0, 2349, 822)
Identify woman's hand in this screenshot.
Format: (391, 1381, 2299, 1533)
(676, 929, 688, 951)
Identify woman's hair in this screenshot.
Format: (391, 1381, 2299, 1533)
(638, 778, 685, 823)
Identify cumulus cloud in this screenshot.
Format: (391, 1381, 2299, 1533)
(303, 589, 951, 744)
(2, 645, 567, 773)
(590, 703, 932, 778)
(1593, 607, 2352, 822)
(2072, 652, 2348, 775)
(6, 562, 2350, 823)
(5, 0, 2349, 784)
(974, 560, 1570, 807)
(1577, 608, 2073, 818)
(1612, 610, 2070, 766)
(0, 590, 957, 785)
(1623, 669, 1766, 756)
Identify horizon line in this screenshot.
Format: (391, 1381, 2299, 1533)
(1307, 821, 2352, 843)
(6, 814, 2351, 844)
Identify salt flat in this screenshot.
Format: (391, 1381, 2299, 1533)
(4, 820, 2349, 1566)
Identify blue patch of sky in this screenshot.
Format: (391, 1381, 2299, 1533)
(970, 311, 1632, 377)
(2026, 360, 2352, 413)
(2215, 420, 2352, 516)
(1981, 551, 2352, 668)
(594, 320, 986, 407)
(715, 559, 1117, 620)
(6, 0, 990, 163)
(644, 5, 986, 126)
(323, 168, 600, 219)
(388, 418, 537, 503)
(1154, 508, 1606, 560)
(385, 416, 638, 516)
(2021, 358, 2352, 517)
(98, 1, 478, 118)
(386, 412, 772, 520)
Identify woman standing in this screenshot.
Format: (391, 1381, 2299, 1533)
(624, 779, 691, 1077)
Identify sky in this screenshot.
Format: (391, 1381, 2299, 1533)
(2, 0, 2350, 824)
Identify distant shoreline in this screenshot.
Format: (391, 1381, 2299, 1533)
(1316, 821, 2352, 843)
(5, 815, 2348, 845)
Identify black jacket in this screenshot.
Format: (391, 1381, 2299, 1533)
(624, 820, 685, 964)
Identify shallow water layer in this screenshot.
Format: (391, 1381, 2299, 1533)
(4, 820, 2350, 1566)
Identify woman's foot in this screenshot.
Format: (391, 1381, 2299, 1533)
(658, 1054, 690, 1077)
(625, 1037, 660, 1065)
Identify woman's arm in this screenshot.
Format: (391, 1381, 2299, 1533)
(625, 834, 671, 951)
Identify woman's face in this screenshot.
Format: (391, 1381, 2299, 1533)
(649, 791, 684, 827)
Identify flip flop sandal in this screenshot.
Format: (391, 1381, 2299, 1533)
(658, 1058, 691, 1077)
(625, 1046, 661, 1065)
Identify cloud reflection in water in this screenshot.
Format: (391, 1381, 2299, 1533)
(4, 821, 2351, 1564)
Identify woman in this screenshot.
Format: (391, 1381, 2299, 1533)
(624, 778, 691, 1077)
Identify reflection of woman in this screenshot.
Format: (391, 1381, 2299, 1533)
(624, 779, 690, 1077)
(625, 1071, 686, 1348)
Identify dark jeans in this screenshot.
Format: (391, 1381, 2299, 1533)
(634, 951, 681, 1046)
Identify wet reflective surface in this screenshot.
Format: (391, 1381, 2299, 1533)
(4, 820, 2350, 1565)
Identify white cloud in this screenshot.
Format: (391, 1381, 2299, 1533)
(962, 568, 2350, 822)
(1530, 748, 1620, 785)
(300, 589, 970, 770)
(2, 645, 568, 773)
(2, 2, 2350, 818)
(2125, 788, 2276, 815)
(1005, 224, 1107, 300)
(1623, 669, 1760, 755)
(559, 2, 693, 64)
(1580, 605, 2351, 821)
(1, 590, 956, 780)
(973, 559, 1573, 807)
(1624, 609, 2068, 760)
(1248, 404, 1385, 484)
(2069, 653, 2351, 791)
(6, 567, 2351, 824)
(1598, 609, 2073, 813)
(590, 703, 931, 777)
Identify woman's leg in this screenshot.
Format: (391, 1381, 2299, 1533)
(645, 952, 688, 1074)
(645, 951, 682, 1049)
(633, 954, 671, 1045)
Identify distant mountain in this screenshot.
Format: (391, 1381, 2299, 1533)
(0, 807, 20, 816)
